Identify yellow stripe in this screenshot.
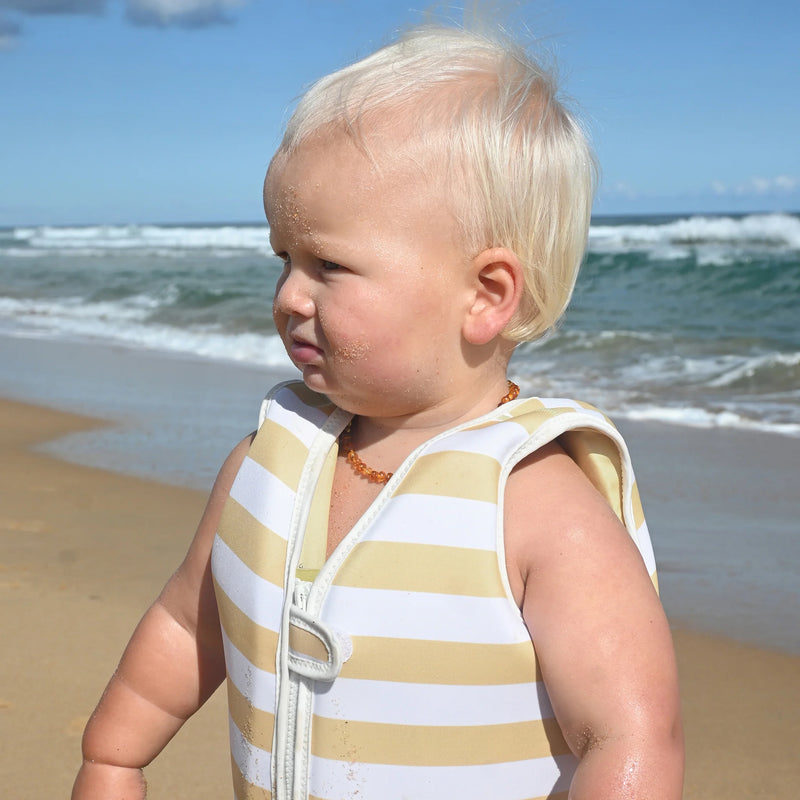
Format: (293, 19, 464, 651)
(213, 579, 278, 674)
(463, 405, 550, 435)
(504, 399, 556, 433)
(333, 540, 506, 597)
(559, 429, 623, 519)
(310, 715, 570, 765)
(227, 678, 275, 752)
(230, 752, 272, 800)
(341, 636, 540, 684)
(289, 624, 329, 662)
(393, 451, 500, 503)
(216, 498, 287, 588)
(249, 418, 308, 491)
(575, 399, 606, 416)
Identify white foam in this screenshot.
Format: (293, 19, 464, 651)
(13, 223, 274, 254)
(15, 214, 800, 257)
(619, 404, 800, 437)
(589, 213, 800, 254)
(513, 337, 800, 439)
(0, 296, 293, 369)
(706, 351, 800, 388)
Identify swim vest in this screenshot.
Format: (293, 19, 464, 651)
(212, 381, 657, 800)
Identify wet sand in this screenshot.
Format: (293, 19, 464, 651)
(1, 398, 798, 798)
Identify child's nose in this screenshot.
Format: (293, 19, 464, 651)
(273, 267, 315, 319)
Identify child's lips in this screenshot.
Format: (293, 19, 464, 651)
(289, 334, 323, 364)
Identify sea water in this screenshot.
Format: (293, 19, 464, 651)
(1, 213, 798, 650)
(2, 212, 798, 438)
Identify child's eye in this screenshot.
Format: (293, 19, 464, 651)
(321, 260, 344, 272)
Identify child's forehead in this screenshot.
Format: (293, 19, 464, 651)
(266, 125, 447, 210)
(278, 129, 387, 174)
(264, 125, 468, 257)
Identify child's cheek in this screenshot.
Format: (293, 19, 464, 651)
(332, 341, 371, 362)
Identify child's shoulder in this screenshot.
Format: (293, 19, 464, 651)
(505, 436, 620, 530)
(506, 431, 613, 511)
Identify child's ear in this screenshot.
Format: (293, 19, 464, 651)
(462, 247, 523, 346)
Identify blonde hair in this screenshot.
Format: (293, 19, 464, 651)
(277, 25, 597, 342)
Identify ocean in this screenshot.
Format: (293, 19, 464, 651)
(2, 212, 798, 437)
(1, 212, 798, 651)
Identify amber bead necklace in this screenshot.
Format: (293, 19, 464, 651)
(339, 380, 520, 484)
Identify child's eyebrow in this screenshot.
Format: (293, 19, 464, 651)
(267, 233, 288, 257)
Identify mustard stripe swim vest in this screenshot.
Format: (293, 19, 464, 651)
(212, 381, 657, 800)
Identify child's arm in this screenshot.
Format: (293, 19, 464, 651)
(505, 441, 684, 800)
(71, 433, 255, 800)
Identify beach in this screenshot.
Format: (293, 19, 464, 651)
(1, 335, 799, 798)
(0, 398, 231, 797)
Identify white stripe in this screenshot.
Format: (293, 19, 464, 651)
(213, 536, 283, 632)
(223, 629, 276, 713)
(308, 752, 576, 800)
(538, 396, 606, 422)
(323, 585, 529, 644)
(313, 676, 554, 725)
(422, 420, 528, 456)
(365, 494, 497, 551)
(263, 386, 332, 444)
(229, 714, 273, 791)
(229, 455, 294, 537)
(635, 520, 657, 576)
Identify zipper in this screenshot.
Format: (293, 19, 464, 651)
(274, 408, 349, 800)
(284, 578, 311, 798)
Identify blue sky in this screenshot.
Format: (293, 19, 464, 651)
(1, 0, 798, 225)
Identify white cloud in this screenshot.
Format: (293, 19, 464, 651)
(126, 0, 245, 27)
(0, 0, 103, 11)
(711, 175, 799, 197)
(711, 180, 727, 195)
(0, 14, 21, 48)
(0, 0, 103, 45)
(0, 0, 247, 39)
(603, 180, 640, 199)
(773, 175, 799, 192)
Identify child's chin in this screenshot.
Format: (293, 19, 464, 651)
(298, 367, 331, 393)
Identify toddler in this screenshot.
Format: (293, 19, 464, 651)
(73, 24, 683, 800)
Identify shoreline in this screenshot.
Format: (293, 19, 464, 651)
(1, 325, 797, 653)
(2, 396, 799, 798)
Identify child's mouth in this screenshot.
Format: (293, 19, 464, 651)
(289, 335, 324, 364)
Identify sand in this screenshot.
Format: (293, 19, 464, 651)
(1, 398, 799, 799)
(0, 399, 230, 797)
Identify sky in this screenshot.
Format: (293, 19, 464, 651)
(1, 0, 798, 226)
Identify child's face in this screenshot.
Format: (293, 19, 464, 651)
(264, 128, 475, 418)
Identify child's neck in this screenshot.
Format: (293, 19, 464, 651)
(343, 373, 516, 451)
(340, 378, 519, 485)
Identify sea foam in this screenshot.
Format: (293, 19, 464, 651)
(3, 213, 799, 438)
(589, 212, 800, 252)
